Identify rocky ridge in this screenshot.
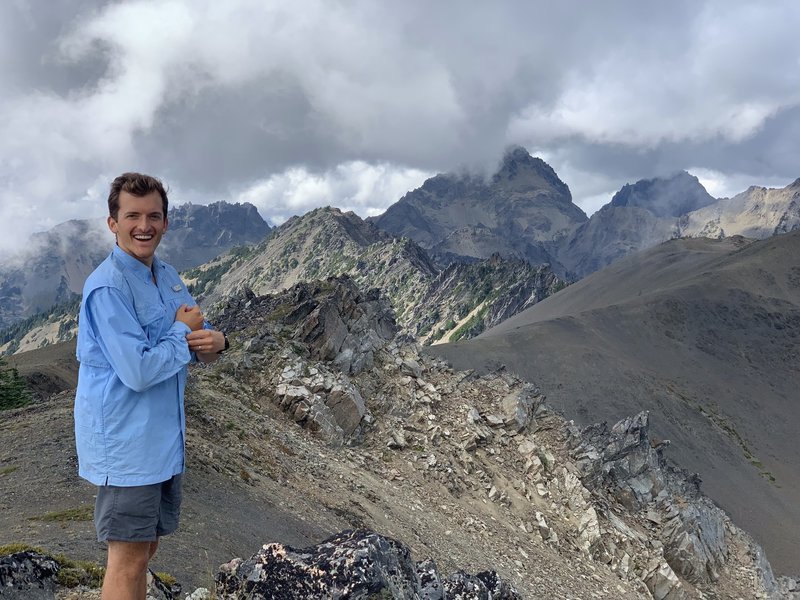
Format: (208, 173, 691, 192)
(417, 255, 563, 344)
(370, 151, 799, 281)
(2, 276, 798, 598)
(196, 206, 565, 344)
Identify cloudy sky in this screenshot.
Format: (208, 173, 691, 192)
(2, 0, 799, 253)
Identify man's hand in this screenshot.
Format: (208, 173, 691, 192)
(186, 329, 226, 362)
(175, 304, 204, 331)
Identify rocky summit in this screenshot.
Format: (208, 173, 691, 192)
(2, 275, 797, 599)
(371, 146, 587, 269)
(556, 172, 713, 278)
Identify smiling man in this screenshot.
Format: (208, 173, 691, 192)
(74, 172, 227, 600)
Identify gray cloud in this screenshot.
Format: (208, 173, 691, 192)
(2, 0, 799, 254)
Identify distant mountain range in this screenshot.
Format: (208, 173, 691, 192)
(2, 146, 798, 354)
(0, 202, 270, 331)
(373, 147, 799, 280)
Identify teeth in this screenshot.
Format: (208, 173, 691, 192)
(133, 235, 153, 240)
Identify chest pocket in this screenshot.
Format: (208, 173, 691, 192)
(134, 302, 168, 344)
(162, 280, 194, 315)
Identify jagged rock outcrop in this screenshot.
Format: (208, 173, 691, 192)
(0, 550, 176, 600)
(570, 411, 789, 598)
(215, 529, 521, 600)
(213, 276, 397, 444)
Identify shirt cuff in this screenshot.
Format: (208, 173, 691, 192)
(172, 321, 192, 335)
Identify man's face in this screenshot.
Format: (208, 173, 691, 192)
(108, 190, 168, 267)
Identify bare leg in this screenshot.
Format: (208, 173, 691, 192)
(102, 540, 154, 600)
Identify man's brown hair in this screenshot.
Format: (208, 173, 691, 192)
(108, 172, 169, 220)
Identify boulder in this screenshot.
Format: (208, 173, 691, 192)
(214, 530, 520, 600)
(0, 551, 59, 600)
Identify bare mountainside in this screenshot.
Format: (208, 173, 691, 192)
(430, 231, 800, 575)
(1, 278, 792, 598)
(556, 172, 712, 279)
(679, 179, 800, 239)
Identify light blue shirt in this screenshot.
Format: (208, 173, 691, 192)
(75, 245, 201, 486)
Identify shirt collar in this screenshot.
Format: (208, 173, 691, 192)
(112, 245, 161, 282)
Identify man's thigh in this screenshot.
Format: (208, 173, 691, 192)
(95, 475, 183, 542)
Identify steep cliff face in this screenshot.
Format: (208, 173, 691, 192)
(158, 201, 271, 271)
(558, 205, 679, 279)
(372, 146, 587, 268)
(416, 255, 564, 344)
(609, 171, 716, 218)
(560, 174, 800, 279)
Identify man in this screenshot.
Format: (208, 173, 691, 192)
(75, 172, 227, 600)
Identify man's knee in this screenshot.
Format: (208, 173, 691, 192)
(107, 541, 152, 576)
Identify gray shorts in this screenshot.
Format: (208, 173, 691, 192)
(94, 474, 183, 542)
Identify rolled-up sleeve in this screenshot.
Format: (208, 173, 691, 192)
(85, 287, 192, 392)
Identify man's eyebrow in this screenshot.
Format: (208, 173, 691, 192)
(123, 210, 163, 217)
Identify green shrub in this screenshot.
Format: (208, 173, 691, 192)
(0, 357, 32, 410)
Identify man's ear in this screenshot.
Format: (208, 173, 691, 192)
(107, 216, 118, 234)
(163, 216, 168, 234)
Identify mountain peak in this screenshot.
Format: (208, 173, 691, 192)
(492, 146, 571, 199)
(609, 171, 715, 218)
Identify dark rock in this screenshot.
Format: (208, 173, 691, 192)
(214, 530, 520, 600)
(215, 530, 423, 599)
(0, 551, 59, 599)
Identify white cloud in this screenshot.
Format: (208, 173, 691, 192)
(689, 168, 795, 200)
(233, 162, 432, 225)
(1, 0, 799, 254)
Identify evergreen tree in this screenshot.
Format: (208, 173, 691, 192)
(0, 357, 32, 410)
